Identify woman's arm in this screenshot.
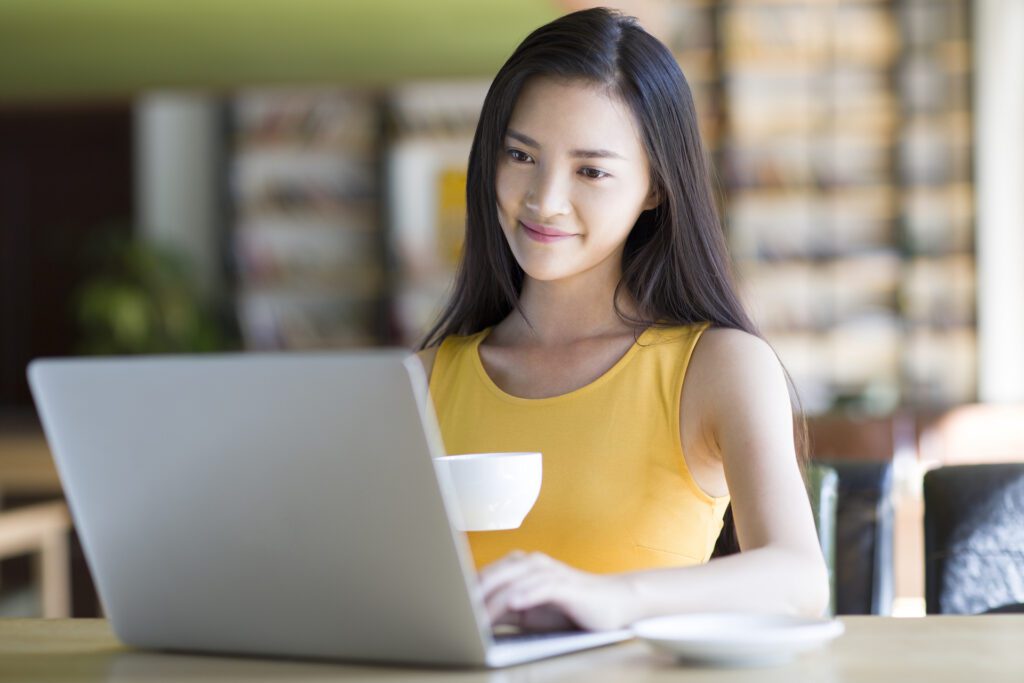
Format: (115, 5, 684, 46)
(621, 328, 829, 620)
(479, 328, 830, 630)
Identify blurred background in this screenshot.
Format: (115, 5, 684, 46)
(1, 0, 1023, 620)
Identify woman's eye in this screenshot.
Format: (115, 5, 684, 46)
(507, 148, 532, 163)
(504, 149, 607, 180)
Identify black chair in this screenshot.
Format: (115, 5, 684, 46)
(818, 459, 894, 615)
(924, 464, 1024, 614)
(806, 464, 839, 614)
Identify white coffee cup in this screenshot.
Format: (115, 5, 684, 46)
(432, 452, 542, 531)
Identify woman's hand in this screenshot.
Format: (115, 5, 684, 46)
(478, 551, 636, 632)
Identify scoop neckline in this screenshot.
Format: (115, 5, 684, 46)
(470, 325, 656, 405)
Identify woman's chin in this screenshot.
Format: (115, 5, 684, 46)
(517, 263, 577, 283)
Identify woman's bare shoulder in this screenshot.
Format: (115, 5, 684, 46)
(687, 326, 789, 425)
(692, 326, 778, 370)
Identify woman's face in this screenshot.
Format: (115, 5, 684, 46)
(495, 75, 660, 284)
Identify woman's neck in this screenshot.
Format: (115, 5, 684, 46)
(496, 272, 642, 347)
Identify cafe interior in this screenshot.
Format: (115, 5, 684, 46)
(1, 0, 1024, 677)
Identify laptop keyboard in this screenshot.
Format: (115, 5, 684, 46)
(493, 630, 584, 643)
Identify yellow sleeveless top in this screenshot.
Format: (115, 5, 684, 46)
(428, 322, 730, 574)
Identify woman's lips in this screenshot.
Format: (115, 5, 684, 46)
(520, 221, 577, 244)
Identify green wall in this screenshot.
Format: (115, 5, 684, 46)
(0, 0, 560, 101)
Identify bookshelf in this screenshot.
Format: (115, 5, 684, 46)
(229, 88, 386, 350)
(664, 0, 976, 414)
(897, 0, 976, 408)
(385, 81, 489, 346)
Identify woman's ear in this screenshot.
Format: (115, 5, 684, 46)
(642, 183, 663, 211)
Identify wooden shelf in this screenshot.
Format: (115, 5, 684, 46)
(681, 0, 978, 411)
(229, 88, 385, 351)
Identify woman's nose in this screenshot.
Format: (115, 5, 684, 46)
(524, 167, 571, 217)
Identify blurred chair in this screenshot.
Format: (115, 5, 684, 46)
(806, 463, 839, 614)
(924, 464, 1024, 614)
(817, 459, 894, 615)
(0, 501, 72, 617)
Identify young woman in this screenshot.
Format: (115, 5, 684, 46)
(415, 7, 829, 632)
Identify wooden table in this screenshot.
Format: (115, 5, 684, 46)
(1, 616, 1022, 682)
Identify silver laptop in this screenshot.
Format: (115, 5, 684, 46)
(27, 350, 631, 668)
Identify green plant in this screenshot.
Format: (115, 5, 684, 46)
(75, 234, 232, 354)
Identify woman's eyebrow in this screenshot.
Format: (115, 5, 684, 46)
(505, 128, 627, 160)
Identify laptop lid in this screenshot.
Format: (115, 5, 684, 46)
(29, 350, 502, 665)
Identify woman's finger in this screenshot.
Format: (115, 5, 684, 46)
(484, 568, 551, 622)
(519, 603, 578, 632)
(483, 563, 565, 623)
(491, 608, 521, 629)
(478, 551, 550, 597)
(507, 572, 568, 612)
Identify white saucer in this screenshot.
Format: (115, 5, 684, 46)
(631, 613, 845, 667)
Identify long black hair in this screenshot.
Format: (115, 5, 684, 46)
(418, 7, 808, 556)
(418, 6, 755, 345)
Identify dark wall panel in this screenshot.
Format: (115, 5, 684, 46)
(0, 104, 133, 411)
